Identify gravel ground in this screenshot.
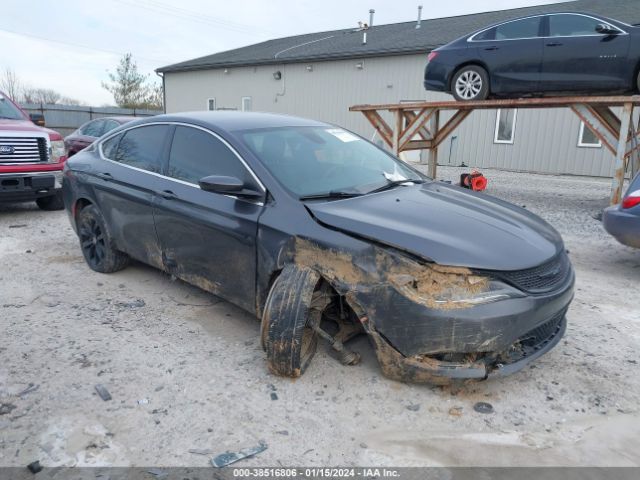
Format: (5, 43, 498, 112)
(0, 167, 639, 468)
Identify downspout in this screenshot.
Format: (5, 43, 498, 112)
(156, 71, 166, 113)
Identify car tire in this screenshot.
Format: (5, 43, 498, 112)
(76, 204, 129, 273)
(36, 190, 64, 211)
(451, 65, 490, 101)
(261, 264, 331, 377)
(636, 69, 640, 93)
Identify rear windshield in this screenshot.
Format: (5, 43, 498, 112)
(0, 94, 25, 120)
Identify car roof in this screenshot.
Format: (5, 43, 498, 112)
(111, 116, 138, 123)
(477, 11, 629, 29)
(137, 111, 330, 132)
(86, 116, 137, 124)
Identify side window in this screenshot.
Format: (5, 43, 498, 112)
(101, 133, 123, 159)
(81, 120, 105, 137)
(115, 125, 170, 173)
(495, 17, 541, 40)
(473, 27, 496, 41)
(167, 126, 252, 186)
(494, 109, 517, 144)
(578, 122, 602, 148)
(103, 120, 120, 134)
(549, 14, 603, 37)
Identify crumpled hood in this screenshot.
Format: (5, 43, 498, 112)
(306, 182, 564, 271)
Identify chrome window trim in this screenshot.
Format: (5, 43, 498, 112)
(468, 13, 627, 42)
(97, 121, 267, 202)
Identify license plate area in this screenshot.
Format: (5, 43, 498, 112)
(0, 175, 55, 192)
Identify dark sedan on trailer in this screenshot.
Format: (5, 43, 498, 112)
(603, 170, 640, 248)
(62, 112, 574, 384)
(425, 12, 640, 101)
(65, 117, 136, 157)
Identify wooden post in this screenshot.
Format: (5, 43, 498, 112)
(427, 110, 439, 178)
(611, 102, 633, 205)
(632, 116, 640, 179)
(392, 109, 403, 156)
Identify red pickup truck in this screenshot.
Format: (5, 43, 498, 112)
(0, 91, 67, 210)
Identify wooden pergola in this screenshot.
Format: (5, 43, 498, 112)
(350, 96, 640, 205)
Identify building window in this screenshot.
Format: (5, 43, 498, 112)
(494, 109, 517, 144)
(578, 121, 602, 148)
(207, 98, 216, 111)
(241, 97, 252, 112)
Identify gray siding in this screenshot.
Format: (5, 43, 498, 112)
(164, 54, 617, 177)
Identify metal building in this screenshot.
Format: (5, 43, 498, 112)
(157, 0, 640, 177)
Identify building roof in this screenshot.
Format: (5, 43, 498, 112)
(157, 0, 640, 73)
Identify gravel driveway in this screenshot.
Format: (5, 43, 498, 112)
(0, 167, 638, 467)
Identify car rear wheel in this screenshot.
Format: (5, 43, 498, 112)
(77, 204, 129, 273)
(36, 190, 64, 211)
(452, 65, 489, 101)
(261, 264, 331, 377)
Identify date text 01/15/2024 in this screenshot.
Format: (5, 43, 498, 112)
(231, 468, 400, 478)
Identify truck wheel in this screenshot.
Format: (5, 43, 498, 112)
(77, 204, 129, 273)
(452, 65, 489, 101)
(36, 190, 64, 211)
(261, 264, 331, 377)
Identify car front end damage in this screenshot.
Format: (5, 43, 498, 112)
(292, 237, 574, 384)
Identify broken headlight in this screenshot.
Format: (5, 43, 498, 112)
(389, 264, 524, 309)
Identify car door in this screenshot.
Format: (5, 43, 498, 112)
(91, 124, 172, 269)
(540, 14, 630, 92)
(476, 16, 544, 94)
(153, 124, 264, 313)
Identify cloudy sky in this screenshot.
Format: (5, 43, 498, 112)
(0, 0, 567, 105)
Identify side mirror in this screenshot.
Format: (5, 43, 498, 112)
(596, 24, 618, 35)
(30, 113, 45, 127)
(199, 175, 264, 199)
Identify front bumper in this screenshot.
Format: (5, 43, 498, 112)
(356, 269, 574, 384)
(367, 311, 567, 385)
(0, 171, 63, 203)
(603, 205, 640, 248)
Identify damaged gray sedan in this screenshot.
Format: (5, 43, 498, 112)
(62, 112, 574, 384)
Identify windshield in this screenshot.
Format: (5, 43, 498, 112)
(0, 94, 26, 120)
(238, 126, 425, 198)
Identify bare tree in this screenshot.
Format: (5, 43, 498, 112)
(22, 88, 62, 105)
(60, 96, 83, 106)
(1, 67, 87, 106)
(0, 68, 22, 101)
(145, 82, 164, 110)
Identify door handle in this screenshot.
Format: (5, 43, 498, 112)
(97, 172, 112, 181)
(546, 42, 563, 47)
(158, 190, 178, 200)
(484, 46, 499, 51)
